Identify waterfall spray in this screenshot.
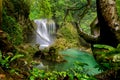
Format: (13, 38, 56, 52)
(34, 19, 56, 49)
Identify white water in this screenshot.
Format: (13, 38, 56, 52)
(34, 19, 56, 49)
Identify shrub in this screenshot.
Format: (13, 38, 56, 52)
(2, 8, 23, 45)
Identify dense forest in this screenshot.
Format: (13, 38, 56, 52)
(0, 0, 120, 80)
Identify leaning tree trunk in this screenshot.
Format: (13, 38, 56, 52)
(97, 0, 120, 47)
(75, 0, 120, 78)
(0, 0, 2, 26)
(75, 0, 120, 47)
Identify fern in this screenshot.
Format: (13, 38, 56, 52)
(0, 52, 11, 68)
(117, 44, 120, 49)
(10, 54, 24, 62)
(93, 44, 115, 51)
(0, 51, 24, 69)
(94, 44, 120, 71)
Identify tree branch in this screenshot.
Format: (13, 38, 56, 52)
(75, 22, 99, 44)
(63, 0, 92, 22)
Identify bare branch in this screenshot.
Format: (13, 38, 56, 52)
(75, 22, 99, 44)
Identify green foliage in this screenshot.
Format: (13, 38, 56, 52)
(29, 68, 45, 80)
(0, 51, 24, 69)
(10, 0, 30, 18)
(29, 0, 53, 20)
(93, 44, 120, 71)
(29, 0, 66, 24)
(69, 62, 89, 78)
(57, 23, 80, 48)
(29, 0, 96, 25)
(116, 0, 120, 17)
(2, 8, 23, 45)
(29, 62, 96, 80)
(0, 51, 10, 68)
(30, 68, 67, 80)
(80, 12, 96, 34)
(59, 24, 77, 41)
(93, 44, 115, 51)
(10, 54, 24, 62)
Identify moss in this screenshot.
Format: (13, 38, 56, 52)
(2, 0, 33, 45)
(57, 23, 80, 49)
(2, 12, 23, 45)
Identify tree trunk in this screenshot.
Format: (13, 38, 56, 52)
(90, 17, 100, 37)
(0, 0, 2, 27)
(97, 0, 120, 47)
(75, 0, 120, 48)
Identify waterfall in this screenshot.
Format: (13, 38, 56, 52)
(34, 19, 56, 49)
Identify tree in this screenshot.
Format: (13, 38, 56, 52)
(76, 0, 120, 47)
(75, 1, 120, 78)
(97, 0, 120, 47)
(0, 0, 2, 26)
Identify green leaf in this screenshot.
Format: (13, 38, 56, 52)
(10, 54, 24, 62)
(0, 51, 2, 61)
(5, 56, 11, 62)
(30, 76, 35, 80)
(93, 44, 115, 51)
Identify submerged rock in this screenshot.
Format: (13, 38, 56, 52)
(34, 62, 48, 70)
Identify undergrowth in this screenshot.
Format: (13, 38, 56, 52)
(29, 61, 96, 80)
(93, 44, 120, 71)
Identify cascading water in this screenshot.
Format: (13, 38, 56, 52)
(34, 19, 56, 49)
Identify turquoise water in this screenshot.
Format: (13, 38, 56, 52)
(38, 49, 102, 75)
(58, 49, 102, 75)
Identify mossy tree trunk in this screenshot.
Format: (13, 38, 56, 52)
(76, 0, 120, 47)
(0, 0, 2, 26)
(97, 0, 120, 47)
(76, 1, 120, 78)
